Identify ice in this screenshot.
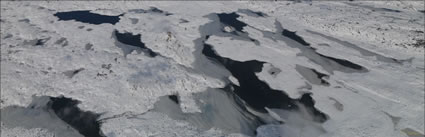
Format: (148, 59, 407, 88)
(1, 1, 423, 137)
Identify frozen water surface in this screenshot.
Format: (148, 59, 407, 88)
(1, 1, 424, 137)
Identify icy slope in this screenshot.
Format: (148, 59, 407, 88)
(1, 1, 424, 137)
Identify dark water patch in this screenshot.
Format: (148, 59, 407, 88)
(298, 50, 369, 73)
(295, 65, 329, 86)
(158, 11, 331, 135)
(49, 96, 104, 137)
(35, 39, 44, 46)
(78, 26, 85, 29)
(113, 30, 157, 57)
(202, 43, 327, 123)
(194, 12, 327, 119)
(128, 7, 172, 16)
(87, 28, 93, 31)
(168, 95, 179, 104)
(318, 53, 366, 70)
(217, 12, 247, 32)
(311, 69, 329, 85)
(256, 20, 367, 73)
(306, 30, 403, 64)
(54, 10, 122, 25)
(0, 96, 84, 137)
(193, 14, 257, 46)
(298, 93, 328, 122)
(259, 20, 311, 47)
(1, 96, 105, 137)
(63, 68, 84, 78)
(214, 12, 259, 45)
(237, 9, 268, 17)
(189, 15, 235, 82)
(154, 89, 264, 136)
(282, 29, 310, 46)
(419, 10, 425, 14)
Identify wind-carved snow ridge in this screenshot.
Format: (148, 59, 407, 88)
(54, 10, 123, 25)
(1, 96, 104, 137)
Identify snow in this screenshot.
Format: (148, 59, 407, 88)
(100, 112, 225, 137)
(0, 126, 55, 137)
(1, 1, 424, 137)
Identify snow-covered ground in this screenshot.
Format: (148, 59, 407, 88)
(1, 1, 424, 137)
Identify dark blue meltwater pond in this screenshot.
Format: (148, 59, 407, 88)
(54, 10, 122, 25)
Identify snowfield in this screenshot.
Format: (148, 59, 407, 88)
(1, 1, 424, 137)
